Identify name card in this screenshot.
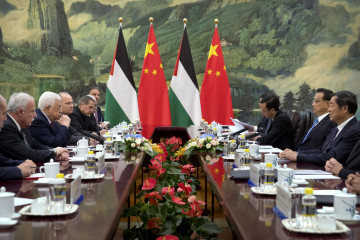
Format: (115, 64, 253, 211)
(250, 163, 266, 187)
(70, 175, 82, 204)
(96, 151, 105, 174)
(276, 182, 292, 219)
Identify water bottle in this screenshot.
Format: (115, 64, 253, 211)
(238, 134, 246, 149)
(229, 140, 237, 155)
(243, 149, 251, 166)
(302, 188, 317, 229)
(49, 173, 66, 213)
(85, 151, 96, 177)
(223, 139, 229, 157)
(264, 163, 275, 191)
(104, 138, 113, 157)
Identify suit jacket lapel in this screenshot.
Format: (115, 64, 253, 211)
(333, 118, 356, 145)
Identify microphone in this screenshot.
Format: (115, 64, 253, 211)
(70, 126, 105, 144)
(229, 128, 247, 136)
(79, 130, 105, 144)
(245, 132, 259, 140)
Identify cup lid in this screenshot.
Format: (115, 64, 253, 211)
(0, 187, 14, 197)
(48, 178, 65, 184)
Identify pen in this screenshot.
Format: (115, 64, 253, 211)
(30, 167, 40, 169)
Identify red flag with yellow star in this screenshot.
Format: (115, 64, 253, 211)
(138, 24, 171, 138)
(200, 25, 233, 125)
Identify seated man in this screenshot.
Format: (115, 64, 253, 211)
(252, 93, 295, 150)
(325, 137, 360, 179)
(280, 90, 360, 166)
(296, 88, 336, 151)
(69, 95, 106, 137)
(345, 173, 360, 194)
(0, 94, 37, 180)
(59, 92, 102, 144)
(29, 92, 72, 147)
(88, 87, 104, 124)
(0, 93, 69, 162)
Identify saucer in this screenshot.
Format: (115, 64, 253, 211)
(11, 213, 21, 219)
(34, 178, 50, 184)
(0, 218, 17, 228)
(337, 214, 360, 224)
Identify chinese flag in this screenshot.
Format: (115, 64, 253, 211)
(138, 24, 171, 139)
(200, 25, 234, 125)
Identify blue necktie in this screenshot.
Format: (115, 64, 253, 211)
(301, 118, 319, 144)
(264, 119, 272, 134)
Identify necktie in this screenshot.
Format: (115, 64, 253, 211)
(21, 129, 29, 146)
(264, 119, 272, 134)
(94, 111, 99, 125)
(323, 128, 339, 153)
(301, 118, 319, 144)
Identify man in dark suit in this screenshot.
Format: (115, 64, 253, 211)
(325, 138, 360, 179)
(59, 92, 102, 145)
(280, 90, 360, 166)
(252, 93, 295, 150)
(69, 95, 106, 137)
(28, 92, 72, 147)
(88, 87, 104, 125)
(0, 93, 69, 163)
(296, 88, 336, 151)
(0, 94, 36, 180)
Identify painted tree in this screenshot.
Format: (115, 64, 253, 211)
(282, 91, 296, 111)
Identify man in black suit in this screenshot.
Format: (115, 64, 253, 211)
(296, 88, 336, 151)
(28, 92, 72, 147)
(280, 90, 360, 166)
(0, 94, 36, 180)
(69, 95, 106, 137)
(59, 92, 102, 145)
(0, 93, 69, 163)
(88, 87, 105, 126)
(325, 138, 360, 179)
(252, 93, 295, 150)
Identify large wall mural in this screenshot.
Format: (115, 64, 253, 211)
(1, 0, 359, 123)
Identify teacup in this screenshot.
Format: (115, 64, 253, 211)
(39, 162, 60, 178)
(0, 187, 15, 218)
(264, 153, 278, 166)
(76, 146, 88, 157)
(77, 137, 88, 147)
(334, 191, 357, 220)
(249, 143, 260, 158)
(277, 168, 294, 185)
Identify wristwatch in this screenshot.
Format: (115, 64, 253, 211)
(52, 148, 57, 155)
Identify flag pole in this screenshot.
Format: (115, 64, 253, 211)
(183, 18, 187, 29)
(118, 17, 123, 30)
(214, 18, 218, 28)
(149, 17, 154, 26)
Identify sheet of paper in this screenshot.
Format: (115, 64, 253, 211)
(294, 174, 340, 180)
(313, 190, 342, 196)
(294, 170, 332, 175)
(259, 148, 282, 153)
(14, 197, 33, 207)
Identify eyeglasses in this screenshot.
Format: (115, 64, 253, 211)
(312, 98, 324, 103)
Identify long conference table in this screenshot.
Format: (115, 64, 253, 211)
(198, 153, 360, 240)
(2, 149, 360, 239)
(0, 152, 144, 240)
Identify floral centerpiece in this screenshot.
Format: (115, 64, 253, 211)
(182, 134, 223, 160)
(118, 134, 159, 158)
(121, 137, 221, 239)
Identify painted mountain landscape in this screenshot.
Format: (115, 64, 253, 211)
(1, 0, 360, 123)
